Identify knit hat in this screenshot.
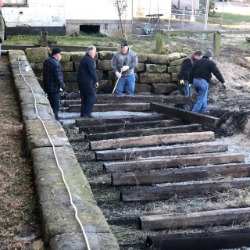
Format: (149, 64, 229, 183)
(121, 41, 128, 48)
(204, 50, 213, 58)
(52, 48, 62, 55)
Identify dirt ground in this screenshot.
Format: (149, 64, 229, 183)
(0, 55, 41, 249)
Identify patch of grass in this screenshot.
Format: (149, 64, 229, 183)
(3, 34, 122, 47)
(214, 12, 250, 22)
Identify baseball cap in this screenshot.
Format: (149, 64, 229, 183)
(121, 41, 128, 48)
(52, 48, 62, 55)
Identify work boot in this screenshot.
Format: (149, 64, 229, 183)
(84, 114, 94, 118)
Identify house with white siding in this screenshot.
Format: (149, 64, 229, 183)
(1, 0, 199, 36)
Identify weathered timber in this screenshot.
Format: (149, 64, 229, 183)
(96, 142, 228, 161)
(140, 207, 250, 230)
(87, 124, 202, 141)
(120, 178, 250, 202)
(69, 103, 150, 112)
(150, 103, 220, 128)
(111, 163, 250, 186)
(90, 131, 215, 150)
(80, 119, 182, 134)
(146, 228, 250, 250)
(76, 114, 172, 127)
(63, 94, 192, 105)
(96, 94, 191, 104)
(104, 153, 245, 173)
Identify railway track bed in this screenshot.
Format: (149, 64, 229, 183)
(63, 94, 250, 250)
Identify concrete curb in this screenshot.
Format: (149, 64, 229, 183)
(8, 50, 119, 250)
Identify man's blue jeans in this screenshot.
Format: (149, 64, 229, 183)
(178, 80, 191, 110)
(191, 78, 208, 113)
(115, 74, 135, 96)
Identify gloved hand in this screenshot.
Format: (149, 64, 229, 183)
(60, 86, 65, 92)
(116, 71, 122, 79)
(95, 82, 99, 89)
(121, 65, 129, 72)
(179, 80, 184, 85)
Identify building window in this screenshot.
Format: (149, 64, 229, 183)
(3, 0, 27, 7)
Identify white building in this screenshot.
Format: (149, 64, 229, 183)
(1, 0, 198, 36)
(1, 0, 66, 35)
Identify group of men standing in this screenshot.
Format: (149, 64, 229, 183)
(178, 49, 225, 114)
(43, 42, 138, 120)
(43, 42, 225, 121)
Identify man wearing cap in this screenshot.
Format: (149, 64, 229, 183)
(43, 48, 65, 121)
(189, 50, 225, 114)
(111, 41, 138, 96)
(177, 50, 203, 109)
(77, 46, 99, 118)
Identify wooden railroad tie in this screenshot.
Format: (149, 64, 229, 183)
(89, 131, 215, 150)
(86, 123, 202, 141)
(96, 141, 227, 161)
(145, 228, 250, 250)
(140, 207, 250, 230)
(120, 178, 250, 202)
(111, 162, 249, 186)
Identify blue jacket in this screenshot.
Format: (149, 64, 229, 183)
(77, 53, 98, 90)
(43, 57, 64, 93)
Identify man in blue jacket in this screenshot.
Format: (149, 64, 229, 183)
(189, 50, 225, 114)
(77, 46, 99, 118)
(43, 48, 65, 121)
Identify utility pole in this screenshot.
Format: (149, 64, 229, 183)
(190, 0, 195, 22)
(203, 0, 209, 38)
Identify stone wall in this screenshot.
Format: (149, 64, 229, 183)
(9, 48, 119, 250)
(25, 47, 187, 95)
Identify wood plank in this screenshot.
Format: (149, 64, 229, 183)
(90, 131, 215, 150)
(80, 119, 182, 134)
(87, 124, 202, 141)
(111, 163, 250, 186)
(96, 142, 228, 161)
(75, 114, 170, 127)
(104, 153, 245, 173)
(150, 102, 220, 128)
(145, 228, 250, 250)
(140, 207, 250, 230)
(64, 93, 192, 104)
(69, 103, 151, 112)
(62, 93, 192, 107)
(120, 178, 250, 202)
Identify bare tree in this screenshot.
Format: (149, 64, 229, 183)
(112, 0, 128, 41)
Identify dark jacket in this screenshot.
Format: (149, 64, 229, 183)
(77, 53, 98, 91)
(189, 56, 225, 84)
(43, 57, 64, 93)
(177, 55, 195, 81)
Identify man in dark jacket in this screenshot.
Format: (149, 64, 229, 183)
(77, 46, 99, 118)
(177, 50, 202, 109)
(189, 50, 225, 114)
(43, 48, 65, 121)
